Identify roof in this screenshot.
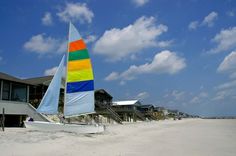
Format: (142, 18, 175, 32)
(0, 72, 33, 85)
(24, 76, 54, 85)
(95, 89, 113, 98)
(154, 106, 166, 111)
(112, 100, 141, 106)
(140, 104, 154, 109)
(24, 75, 66, 88)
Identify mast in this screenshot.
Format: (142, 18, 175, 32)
(63, 22, 71, 115)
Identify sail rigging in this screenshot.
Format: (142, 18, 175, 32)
(37, 55, 65, 114)
(64, 23, 95, 117)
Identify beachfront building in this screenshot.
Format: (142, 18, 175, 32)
(112, 100, 146, 122)
(95, 89, 122, 124)
(168, 109, 180, 119)
(152, 107, 168, 120)
(0, 72, 48, 127)
(138, 104, 157, 120)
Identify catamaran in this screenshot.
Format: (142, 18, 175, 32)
(24, 23, 104, 133)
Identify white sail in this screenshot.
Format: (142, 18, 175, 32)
(37, 55, 65, 115)
(64, 23, 95, 117)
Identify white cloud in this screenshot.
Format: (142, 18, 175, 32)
(0, 56, 2, 62)
(57, 3, 94, 23)
(215, 52, 236, 100)
(217, 51, 236, 78)
(190, 96, 200, 104)
(190, 92, 208, 104)
(44, 66, 66, 76)
(42, 12, 53, 26)
(188, 21, 199, 30)
(57, 41, 67, 54)
(104, 72, 119, 81)
(93, 16, 168, 61)
(84, 35, 97, 44)
(157, 40, 173, 48)
(135, 91, 149, 100)
(132, 0, 149, 7)
(202, 11, 218, 27)
(171, 90, 185, 100)
(209, 27, 236, 54)
(215, 80, 236, 91)
(44, 66, 58, 76)
(188, 11, 218, 30)
(105, 50, 186, 82)
(212, 89, 235, 101)
(164, 90, 186, 101)
(199, 92, 208, 98)
(23, 34, 66, 55)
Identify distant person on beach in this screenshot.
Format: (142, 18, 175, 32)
(26, 117, 34, 122)
(59, 114, 65, 123)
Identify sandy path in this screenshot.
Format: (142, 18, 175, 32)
(0, 119, 236, 156)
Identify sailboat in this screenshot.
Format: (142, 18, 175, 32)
(24, 23, 105, 133)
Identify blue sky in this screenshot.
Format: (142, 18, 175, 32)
(0, 0, 236, 117)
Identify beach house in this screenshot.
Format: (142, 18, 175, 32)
(112, 100, 146, 122)
(0, 72, 48, 127)
(138, 104, 157, 120)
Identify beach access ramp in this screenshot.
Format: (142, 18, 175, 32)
(0, 100, 50, 122)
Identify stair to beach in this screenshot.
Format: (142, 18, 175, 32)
(134, 109, 146, 121)
(95, 102, 123, 124)
(146, 112, 157, 120)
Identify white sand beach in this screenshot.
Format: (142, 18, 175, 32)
(0, 119, 236, 156)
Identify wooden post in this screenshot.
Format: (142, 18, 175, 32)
(1, 108, 5, 131)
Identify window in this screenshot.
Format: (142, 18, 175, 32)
(11, 84, 27, 102)
(2, 81, 10, 100)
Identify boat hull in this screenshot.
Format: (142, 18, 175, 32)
(24, 121, 105, 134)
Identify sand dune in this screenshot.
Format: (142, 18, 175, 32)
(0, 119, 236, 156)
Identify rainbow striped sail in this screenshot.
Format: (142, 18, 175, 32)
(64, 23, 95, 117)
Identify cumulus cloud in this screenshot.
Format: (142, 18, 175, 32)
(190, 96, 200, 104)
(171, 90, 185, 100)
(104, 72, 119, 81)
(135, 91, 149, 100)
(44, 66, 66, 76)
(208, 27, 236, 54)
(202, 11, 218, 27)
(84, 35, 97, 44)
(190, 92, 208, 104)
(57, 2, 94, 23)
(44, 66, 58, 76)
(42, 12, 53, 26)
(23, 34, 67, 56)
(105, 50, 186, 82)
(157, 40, 173, 48)
(215, 80, 236, 91)
(217, 51, 236, 78)
(94, 16, 168, 61)
(188, 21, 199, 30)
(188, 11, 218, 30)
(132, 0, 149, 7)
(212, 89, 235, 101)
(214, 51, 236, 101)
